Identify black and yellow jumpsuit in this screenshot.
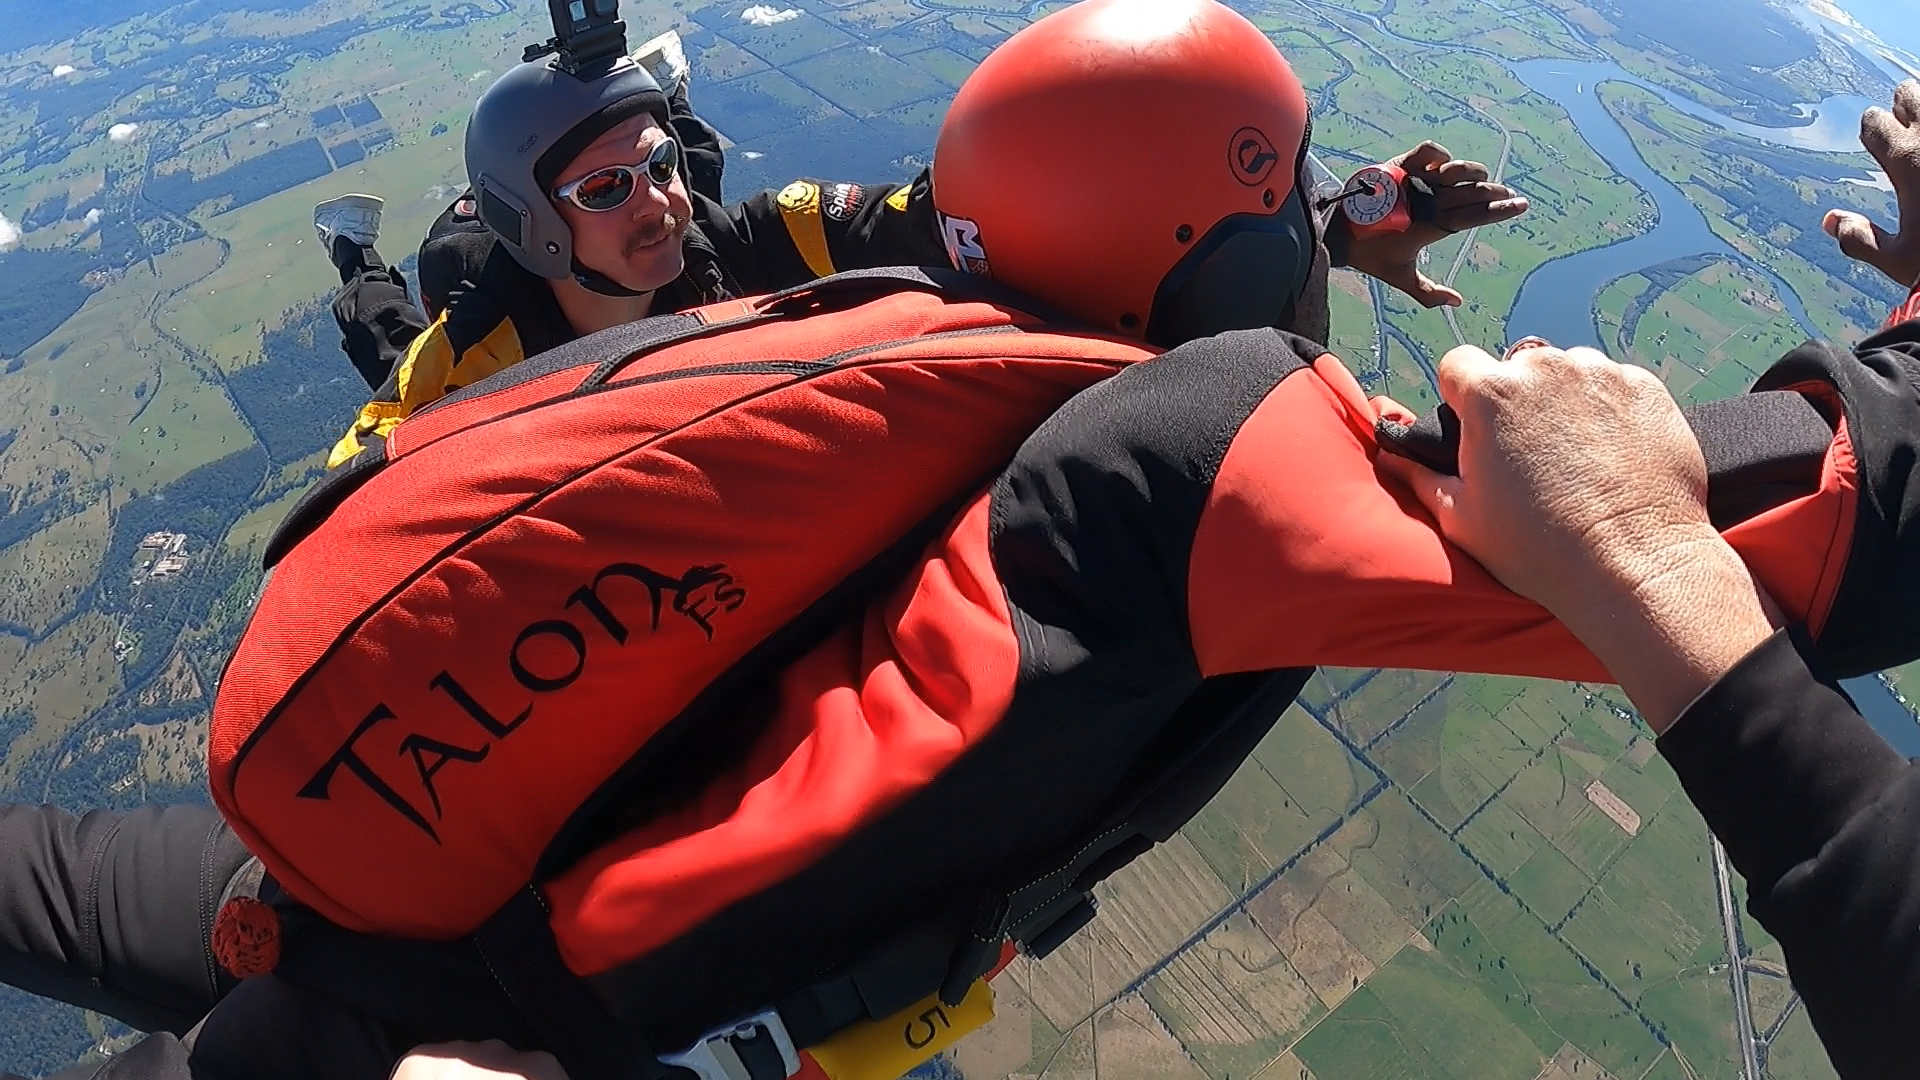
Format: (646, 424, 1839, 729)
(326, 172, 946, 469)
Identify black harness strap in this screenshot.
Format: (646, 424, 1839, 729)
(471, 889, 675, 1080)
(992, 669, 1314, 974)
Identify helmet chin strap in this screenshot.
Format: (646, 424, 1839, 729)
(570, 260, 656, 298)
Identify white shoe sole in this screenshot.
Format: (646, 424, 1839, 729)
(314, 193, 384, 249)
(632, 29, 688, 95)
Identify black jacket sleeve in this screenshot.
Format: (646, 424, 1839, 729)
(3, 1035, 197, 1080)
(667, 83, 724, 205)
(1750, 300, 1920, 678)
(1657, 628, 1919, 1079)
(693, 168, 948, 295)
(5, 971, 405, 1080)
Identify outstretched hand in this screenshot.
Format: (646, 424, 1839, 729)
(1341, 141, 1530, 308)
(1375, 341, 1779, 730)
(1823, 79, 1920, 290)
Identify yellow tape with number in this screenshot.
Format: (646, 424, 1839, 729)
(808, 979, 996, 1080)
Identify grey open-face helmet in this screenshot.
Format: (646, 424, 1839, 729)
(464, 48, 669, 290)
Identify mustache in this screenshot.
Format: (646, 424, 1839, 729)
(626, 211, 685, 254)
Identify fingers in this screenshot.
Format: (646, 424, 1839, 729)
(1370, 394, 1419, 425)
(1431, 180, 1523, 211)
(1895, 78, 1919, 128)
(1861, 104, 1920, 222)
(1374, 448, 1461, 529)
(1860, 104, 1898, 164)
(401, 1040, 570, 1080)
(1502, 345, 1668, 410)
(1428, 158, 1492, 186)
(1385, 267, 1462, 308)
(1397, 140, 1451, 173)
(1434, 343, 1505, 409)
(1563, 345, 1629, 372)
(1560, 346, 1610, 363)
(1427, 178, 1531, 235)
(1514, 344, 1633, 378)
(1434, 195, 1531, 233)
(1823, 208, 1893, 269)
(1503, 336, 1549, 360)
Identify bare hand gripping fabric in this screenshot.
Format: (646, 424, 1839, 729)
(202, 3, 1920, 1078)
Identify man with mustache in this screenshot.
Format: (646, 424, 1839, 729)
(314, 5, 1526, 473)
(315, 19, 948, 470)
(0, 3, 1538, 1078)
(322, 109, 707, 381)
(200, 9, 1920, 1079)
(315, 30, 727, 393)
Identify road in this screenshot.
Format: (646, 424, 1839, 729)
(1438, 116, 1513, 347)
(1710, 836, 1763, 1080)
(1300, 0, 1515, 353)
(1307, 4, 1776, 1071)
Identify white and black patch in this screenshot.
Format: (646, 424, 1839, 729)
(823, 182, 863, 223)
(938, 212, 991, 277)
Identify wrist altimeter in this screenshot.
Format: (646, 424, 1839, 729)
(1320, 164, 1439, 239)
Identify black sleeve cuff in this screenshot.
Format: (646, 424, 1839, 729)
(1657, 625, 1908, 890)
(1321, 209, 1353, 268)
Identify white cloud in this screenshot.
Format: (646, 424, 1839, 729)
(741, 5, 801, 27)
(741, 150, 765, 160)
(0, 212, 18, 250)
(252, 119, 272, 129)
(84, 208, 102, 225)
(51, 64, 75, 77)
(108, 122, 140, 143)
(865, 45, 882, 55)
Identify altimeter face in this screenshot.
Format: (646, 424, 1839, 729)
(1343, 166, 1403, 227)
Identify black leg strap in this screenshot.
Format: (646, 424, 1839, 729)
(472, 888, 677, 1080)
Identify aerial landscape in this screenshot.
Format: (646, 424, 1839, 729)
(0, 0, 1916, 1074)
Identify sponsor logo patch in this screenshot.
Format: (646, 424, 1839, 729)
(938, 212, 990, 277)
(824, 182, 863, 222)
(776, 180, 820, 214)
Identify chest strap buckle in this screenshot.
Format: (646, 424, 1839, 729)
(662, 1009, 802, 1080)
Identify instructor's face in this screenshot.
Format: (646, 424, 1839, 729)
(552, 114, 694, 293)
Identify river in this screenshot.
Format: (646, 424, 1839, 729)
(1480, 55, 1920, 752)
(1501, 58, 1825, 350)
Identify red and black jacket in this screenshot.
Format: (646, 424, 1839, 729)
(203, 271, 1920, 1080)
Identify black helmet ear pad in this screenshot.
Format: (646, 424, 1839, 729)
(1144, 186, 1318, 348)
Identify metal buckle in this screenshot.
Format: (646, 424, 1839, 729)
(661, 1009, 801, 1080)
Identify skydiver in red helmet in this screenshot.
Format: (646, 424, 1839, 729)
(0, 5, 1531, 1076)
(194, 5, 1920, 1079)
(26, 5, 1920, 1080)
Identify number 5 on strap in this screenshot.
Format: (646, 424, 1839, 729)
(804, 978, 998, 1080)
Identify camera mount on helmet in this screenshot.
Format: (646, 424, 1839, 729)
(464, 0, 671, 294)
(524, 0, 629, 77)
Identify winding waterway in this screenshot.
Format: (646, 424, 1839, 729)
(1502, 58, 1828, 349)
(1487, 60, 1920, 751)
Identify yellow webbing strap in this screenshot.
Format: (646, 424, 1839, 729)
(325, 312, 525, 469)
(807, 978, 996, 1080)
(775, 181, 837, 280)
